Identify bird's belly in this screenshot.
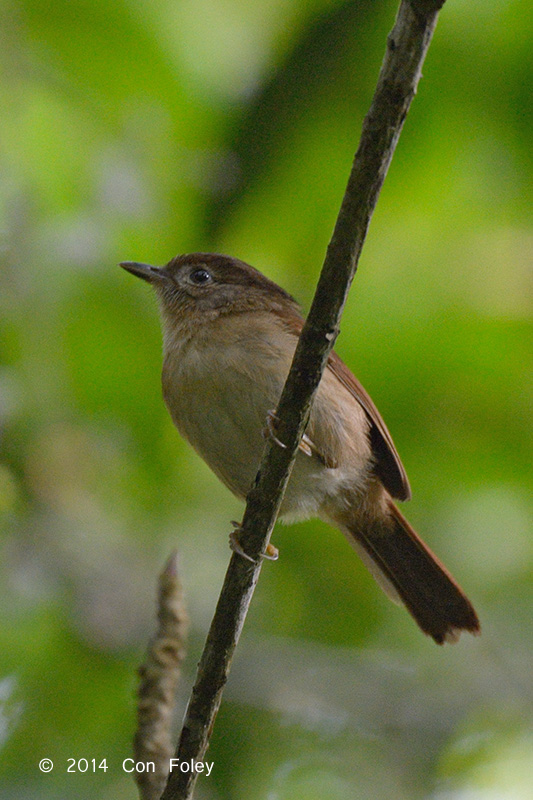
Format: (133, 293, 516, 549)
(162, 334, 370, 520)
(167, 381, 266, 499)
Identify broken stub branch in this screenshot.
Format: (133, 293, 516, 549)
(135, 552, 188, 800)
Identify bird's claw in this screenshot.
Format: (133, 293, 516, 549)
(229, 524, 255, 563)
(263, 410, 287, 449)
(263, 543, 279, 561)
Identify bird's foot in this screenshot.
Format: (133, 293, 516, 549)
(229, 522, 279, 562)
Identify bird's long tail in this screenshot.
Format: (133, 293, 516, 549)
(340, 498, 480, 644)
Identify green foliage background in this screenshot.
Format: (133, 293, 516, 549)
(0, 0, 531, 797)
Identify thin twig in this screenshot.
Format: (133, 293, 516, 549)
(135, 551, 188, 800)
(161, 2, 447, 798)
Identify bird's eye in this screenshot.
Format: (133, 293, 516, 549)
(189, 267, 212, 285)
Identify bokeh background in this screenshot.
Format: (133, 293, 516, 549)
(1, 0, 531, 797)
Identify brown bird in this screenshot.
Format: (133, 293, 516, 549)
(121, 253, 480, 645)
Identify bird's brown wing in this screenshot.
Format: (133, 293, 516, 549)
(276, 308, 411, 501)
(327, 349, 411, 501)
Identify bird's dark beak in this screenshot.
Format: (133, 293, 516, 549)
(120, 261, 165, 284)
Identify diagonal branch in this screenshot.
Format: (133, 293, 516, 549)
(161, 2, 447, 798)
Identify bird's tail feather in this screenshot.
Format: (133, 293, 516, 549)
(341, 499, 480, 644)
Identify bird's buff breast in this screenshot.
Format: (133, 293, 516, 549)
(161, 317, 291, 499)
(161, 314, 361, 519)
